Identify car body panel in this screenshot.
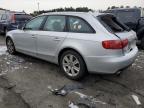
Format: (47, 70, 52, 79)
(115, 30, 137, 54)
(9, 30, 37, 56)
(85, 46, 138, 73)
(36, 31, 68, 63)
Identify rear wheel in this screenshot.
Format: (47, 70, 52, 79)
(60, 50, 86, 80)
(6, 38, 16, 54)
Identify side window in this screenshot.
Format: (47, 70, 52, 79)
(1, 14, 7, 20)
(43, 15, 66, 32)
(68, 16, 94, 33)
(25, 16, 45, 30)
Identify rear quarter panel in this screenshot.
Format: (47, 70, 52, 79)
(55, 31, 123, 64)
(55, 14, 124, 64)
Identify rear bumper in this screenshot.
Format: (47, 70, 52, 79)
(85, 47, 138, 74)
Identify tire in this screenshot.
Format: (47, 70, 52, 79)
(6, 38, 16, 54)
(60, 50, 87, 80)
(141, 37, 144, 50)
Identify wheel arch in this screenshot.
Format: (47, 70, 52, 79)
(6, 36, 14, 42)
(6, 36, 15, 49)
(58, 47, 88, 70)
(6, 31, 14, 40)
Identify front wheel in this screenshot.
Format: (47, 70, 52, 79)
(60, 50, 87, 80)
(6, 38, 16, 54)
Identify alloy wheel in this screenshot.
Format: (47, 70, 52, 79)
(62, 54, 80, 77)
(7, 39, 15, 54)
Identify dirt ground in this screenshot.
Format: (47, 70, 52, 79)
(0, 35, 144, 108)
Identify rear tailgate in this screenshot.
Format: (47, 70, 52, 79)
(97, 14, 137, 54)
(115, 31, 137, 54)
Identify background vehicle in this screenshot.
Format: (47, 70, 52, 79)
(6, 12, 138, 80)
(103, 8, 144, 49)
(0, 10, 32, 34)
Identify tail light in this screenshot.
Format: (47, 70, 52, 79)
(11, 14, 16, 23)
(102, 39, 128, 49)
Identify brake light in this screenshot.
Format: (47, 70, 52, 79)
(11, 14, 16, 23)
(102, 39, 128, 49)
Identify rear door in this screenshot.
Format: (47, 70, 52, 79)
(36, 15, 68, 62)
(98, 14, 137, 53)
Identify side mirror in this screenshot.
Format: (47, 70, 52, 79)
(21, 23, 32, 31)
(22, 25, 32, 31)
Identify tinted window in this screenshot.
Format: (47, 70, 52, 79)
(116, 11, 139, 23)
(15, 14, 32, 22)
(68, 16, 94, 33)
(1, 14, 7, 20)
(25, 16, 45, 30)
(43, 15, 66, 32)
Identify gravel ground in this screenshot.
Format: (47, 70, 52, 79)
(0, 35, 144, 108)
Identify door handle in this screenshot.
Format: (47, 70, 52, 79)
(54, 37, 61, 41)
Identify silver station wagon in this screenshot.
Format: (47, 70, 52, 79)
(6, 12, 138, 80)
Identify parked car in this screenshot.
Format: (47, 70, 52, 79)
(103, 8, 144, 49)
(0, 11, 32, 34)
(6, 12, 138, 80)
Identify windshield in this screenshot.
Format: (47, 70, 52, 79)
(97, 14, 130, 33)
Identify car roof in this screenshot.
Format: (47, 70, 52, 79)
(41, 11, 104, 17)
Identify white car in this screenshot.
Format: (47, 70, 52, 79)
(6, 12, 138, 80)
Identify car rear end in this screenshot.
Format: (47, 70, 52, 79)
(7, 13, 32, 31)
(86, 13, 138, 73)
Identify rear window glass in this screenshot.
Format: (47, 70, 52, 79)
(98, 15, 130, 33)
(14, 14, 32, 21)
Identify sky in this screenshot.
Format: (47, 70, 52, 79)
(0, 0, 144, 13)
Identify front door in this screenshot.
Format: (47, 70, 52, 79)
(14, 15, 46, 56)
